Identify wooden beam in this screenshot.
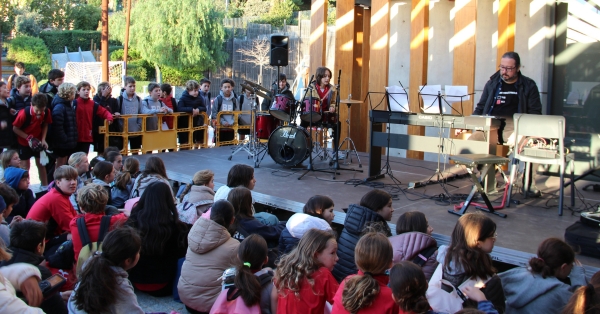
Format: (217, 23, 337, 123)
(452, 0, 477, 115)
(356, 8, 371, 152)
(335, 0, 355, 147)
(367, 0, 391, 154)
(407, 0, 429, 159)
(101, 0, 109, 81)
(497, 0, 516, 66)
(310, 0, 328, 76)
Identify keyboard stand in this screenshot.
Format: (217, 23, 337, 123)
(448, 154, 510, 218)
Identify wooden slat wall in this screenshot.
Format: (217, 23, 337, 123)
(407, 0, 429, 159)
(497, 0, 516, 65)
(335, 0, 355, 147)
(310, 0, 328, 76)
(452, 0, 477, 114)
(353, 8, 370, 152)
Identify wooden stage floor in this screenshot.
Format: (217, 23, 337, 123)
(134, 145, 600, 268)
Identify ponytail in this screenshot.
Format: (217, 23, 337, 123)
(179, 182, 193, 203)
(342, 273, 380, 312)
(114, 170, 132, 190)
(529, 238, 575, 278)
(234, 234, 268, 307)
(562, 284, 600, 314)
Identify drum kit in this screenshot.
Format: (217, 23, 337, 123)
(231, 79, 362, 179)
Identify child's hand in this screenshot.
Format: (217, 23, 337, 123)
(462, 286, 487, 302)
(113, 112, 121, 117)
(9, 215, 23, 228)
(10, 108, 16, 115)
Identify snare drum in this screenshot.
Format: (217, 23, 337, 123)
(321, 112, 338, 125)
(269, 95, 294, 121)
(301, 99, 322, 123)
(255, 113, 278, 140)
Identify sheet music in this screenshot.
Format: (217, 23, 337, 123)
(445, 85, 470, 102)
(419, 85, 453, 114)
(386, 85, 409, 112)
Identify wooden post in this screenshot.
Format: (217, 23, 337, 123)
(497, 0, 516, 65)
(101, 0, 109, 81)
(123, 0, 132, 70)
(452, 0, 477, 114)
(334, 0, 355, 146)
(407, 0, 429, 159)
(352, 7, 370, 152)
(309, 0, 328, 76)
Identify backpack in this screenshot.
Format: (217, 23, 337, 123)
(411, 245, 438, 267)
(177, 199, 214, 225)
(118, 94, 141, 113)
(215, 93, 239, 113)
(211, 269, 274, 314)
(76, 215, 112, 276)
(20, 106, 52, 130)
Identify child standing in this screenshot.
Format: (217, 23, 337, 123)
(12, 93, 51, 187)
(38, 69, 65, 105)
(200, 79, 212, 118)
(68, 226, 144, 313)
(74, 81, 114, 155)
(142, 82, 172, 132)
(332, 232, 398, 314)
(50, 83, 78, 167)
(211, 79, 238, 141)
(159, 83, 177, 130)
(119, 77, 143, 150)
(274, 228, 339, 314)
(7, 75, 33, 112)
(93, 82, 121, 153)
(211, 234, 275, 314)
(0, 82, 14, 151)
(279, 195, 334, 256)
(177, 80, 207, 148)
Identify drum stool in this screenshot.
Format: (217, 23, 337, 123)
(448, 154, 510, 218)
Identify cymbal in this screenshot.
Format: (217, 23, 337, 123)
(340, 99, 363, 104)
(243, 80, 270, 94)
(241, 83, 271, 101)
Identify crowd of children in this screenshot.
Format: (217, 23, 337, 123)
(0, 67, 598, 314)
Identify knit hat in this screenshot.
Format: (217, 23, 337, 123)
(3, 167, 27, 190)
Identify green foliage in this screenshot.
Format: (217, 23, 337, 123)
(0, 0, 16, 35)
(6, 36, 51, 81)
(224, 0, 244, 18)
(70, 4, 101, 31)
(24, 0, 83, 29)
(107, 11, 125, 44)
(127, 0, 227, 71)
(256, 0, 298, 27)
(327, 5, 336, 26)
(15, 10, 43, 37)
(243, 0, 271, 18)
(110, 48, 143, 61)
(159, 65, 205, 86)
(39, 30, 102, 53)
(126, 60, 151, 81)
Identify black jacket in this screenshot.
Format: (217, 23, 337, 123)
(50, 95, 78, 150)
(93, 94, 121, 133)
(39, 82, 59, 105)
(260, 83, 295, 111)
(331, 204, 392, 282)
(7, 189, 36, 224)
(473, 71, 542, 116)
(278, 227, 300, 256)
(178, 90, 207, 127)
(7, 88, 32, 112)
(0, 103, 14, 148)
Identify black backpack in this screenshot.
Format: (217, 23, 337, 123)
(411, 245, 438, 267)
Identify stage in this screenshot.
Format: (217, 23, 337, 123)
(133, 145, 600, 269)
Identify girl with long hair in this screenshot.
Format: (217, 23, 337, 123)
(500, 237, 587, 314)
(130, 156, 172, 199)
(214, 164, 256, 201)
(332, 189, 394, 281)
(332, 232, 398, 313)
(279, 195, 334, 256)
(0, 149, 20, 181)
(177, 170, 215, 225)
(111, 157, 139, 208)
(562, 271, 600, 314)
(68, 226, 143, 313)
(179, 200, 240, 314)
(274, 228, 339, 314)
(211, 234, 275, 314)
(388, 211, 438, 280)
(126, 181, 188, 296)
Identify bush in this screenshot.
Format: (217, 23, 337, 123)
(39, 30, 105, 53)
(126, 60, 151, 81)
(160, 65, 205, 86)
(110, 48, 143, 62)
(6, 36, 51, 81)
(15, 11, 43, 37)
(70, 4, 102, 31)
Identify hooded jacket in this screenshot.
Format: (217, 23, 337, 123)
(142, 96, 172, 131)
(3, 167, 35, 222)
(389, 231, 438, 281)
(68, 266, 144, 314)
(38, 82, 58, 105)
(332, 204, 392, 282)
(473, 71, 542, 116)
(178, 90, 207, 125)
(499, 265, 586, 314)
(50, 95, 78, 150)
(0, 263, 44, 314)
(278, 213, 332, 256)
(7, 88, 32, 112)
(119, 90, 143, 132)
(130, 172, 173, 199)
(178, 218, 239, 312)
(211, 91, 238, 125)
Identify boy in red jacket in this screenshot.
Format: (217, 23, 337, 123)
(74, 81, 113, 155)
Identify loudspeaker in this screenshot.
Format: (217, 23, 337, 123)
(270, 35, 289, 66)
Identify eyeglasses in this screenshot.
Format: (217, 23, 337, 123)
(499, 65, 516, 72)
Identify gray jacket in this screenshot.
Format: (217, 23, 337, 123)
(142, 96, 172, 131)
(499, 265, 586, 314)
(119, 91, 143, 132)
(68, 266, 144, 314)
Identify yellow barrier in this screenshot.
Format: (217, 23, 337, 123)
(99, 112, 209, 155)
(214, 111, 252, 147)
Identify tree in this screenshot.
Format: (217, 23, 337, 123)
(257, 0, 298, 27)
(14, 10, 43, 37)
(0, 0, 16, 35)
(237, 38, 270, 85)
(70, 4, 101, 31)
(127, 0, 228, 71)
(19, 0, 84, 30)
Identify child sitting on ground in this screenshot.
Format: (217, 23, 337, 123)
(177, 170, 215, 225)
(111, 157, 139, 208)
(274, 229, 339, 314)
(3, 167, 35, 223)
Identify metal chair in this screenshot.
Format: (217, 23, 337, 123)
(506, 113, 575, 216)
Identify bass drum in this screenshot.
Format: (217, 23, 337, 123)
(268, 125, 310, 167)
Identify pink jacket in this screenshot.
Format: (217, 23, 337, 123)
(388, 232, 438, 281)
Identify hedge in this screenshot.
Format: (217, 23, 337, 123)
(39, 30, 121, 54)
(160, 65, 205, 86)
(6, 36, 51, 81)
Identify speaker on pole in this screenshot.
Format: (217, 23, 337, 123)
(270, 35, 289, 66)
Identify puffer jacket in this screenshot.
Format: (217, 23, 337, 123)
(178, 218, 239, 313)
(278, 213, 332, 256)
(8, 88, 31, 111)
(50, 95, 78, 150)
(388, 231, 438, 281)
(331, 203, 391, 282)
